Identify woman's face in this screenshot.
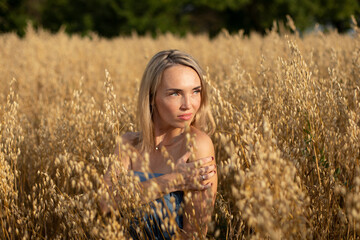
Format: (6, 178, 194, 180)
(154, 65, 202, 130)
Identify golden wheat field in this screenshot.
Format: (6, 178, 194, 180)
(1, 19, 360, 239)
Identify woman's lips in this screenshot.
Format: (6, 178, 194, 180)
(178, 113, 192, 120)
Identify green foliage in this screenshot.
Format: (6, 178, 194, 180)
(40, 0, 190, 37)
(192, 0, 251, 11)
(311, 0, 360, 30)
(0, 0, 28, 36)
(0, 0, 359, 38)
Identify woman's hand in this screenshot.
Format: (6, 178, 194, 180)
(173, 151, 217, 191)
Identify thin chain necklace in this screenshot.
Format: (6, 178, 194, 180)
(155, 131, 184, 151)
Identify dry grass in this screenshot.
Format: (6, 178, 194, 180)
(1, 20, 360, 239)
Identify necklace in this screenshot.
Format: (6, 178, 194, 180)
(155, 132, 184, 151)
(155, 143, 166, 151)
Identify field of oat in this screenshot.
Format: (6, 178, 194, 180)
(1, 20, 360, 239)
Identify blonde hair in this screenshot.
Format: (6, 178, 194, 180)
(137, 49, 215, 153)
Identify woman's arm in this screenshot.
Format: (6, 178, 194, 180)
(181, 130, 218, 239)
(137, 151, 216, 204)
(100, 134, 216, 213)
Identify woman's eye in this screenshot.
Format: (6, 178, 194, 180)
(194, 89, 201, 94)
(170, 92, 179, 96)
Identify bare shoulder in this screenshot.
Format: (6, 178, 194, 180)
(113, 132, 140, 170)
(121, 132, 140, 147)
(190, 127, 215, 159)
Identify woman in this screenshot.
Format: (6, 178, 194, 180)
(103, 50, 217, 239)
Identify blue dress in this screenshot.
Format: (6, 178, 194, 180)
(129, 171, 184, 240)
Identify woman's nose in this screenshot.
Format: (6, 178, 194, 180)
(180, 95, 190, 110)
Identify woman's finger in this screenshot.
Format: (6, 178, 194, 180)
(199, 170, 216, 182)
(188, 156, 213, 168)
(199, 182, 212, 190)
(198, 156, 214, 165)
(198, 164, 216, 175)
(190, 182, 212, 191)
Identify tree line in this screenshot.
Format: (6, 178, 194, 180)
(1, 0, 359, 37)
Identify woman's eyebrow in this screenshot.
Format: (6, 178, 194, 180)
(166, 86, 201, 91)
(166, 88, 182, 92)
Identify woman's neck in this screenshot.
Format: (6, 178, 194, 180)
(154, 127, 185, 148)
